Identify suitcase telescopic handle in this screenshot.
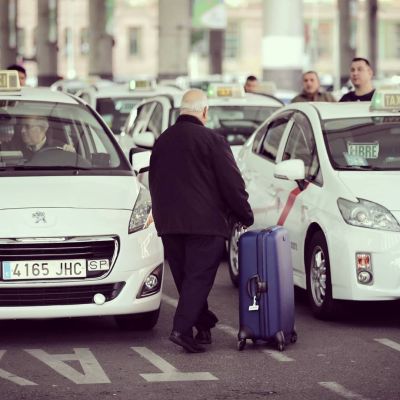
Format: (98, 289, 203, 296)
(247, 275, 267, 299)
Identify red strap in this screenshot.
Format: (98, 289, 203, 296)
(277, 183, 308, 226)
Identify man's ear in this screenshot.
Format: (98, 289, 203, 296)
(203, 106, 208, 119)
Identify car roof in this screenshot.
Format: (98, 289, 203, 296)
(144, 92, 283, 108)
(85, 84, 182, 99)
(284, 102, 400, 120)
(0, 87, 79, 105)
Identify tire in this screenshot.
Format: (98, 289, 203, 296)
(305, 231, 336, 320)
(228, 222, 244, 287)
(115, 307, 160, 331)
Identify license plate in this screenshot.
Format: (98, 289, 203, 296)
(2, 259, 87, 280)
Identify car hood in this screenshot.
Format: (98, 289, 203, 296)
(338, 171, 400, 211)
(0, 175, 139, 210)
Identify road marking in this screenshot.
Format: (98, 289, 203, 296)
(26, 348, 110, 384)
(132, 347, 218, 382)
(319, 382, 370, 399)
(0, 350, 37, 386)
(374, 338, 400, 352)
(162, 294, 295, 362)
(262, 350, 294, 362)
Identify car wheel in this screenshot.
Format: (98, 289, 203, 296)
(306, 231, 336, 320)
(228, 222, 244, 287)
(115, 307, 160, 331)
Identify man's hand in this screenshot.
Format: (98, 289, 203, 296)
(62, 144, 76, 153)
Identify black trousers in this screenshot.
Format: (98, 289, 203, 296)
(161, 234, 225, 337)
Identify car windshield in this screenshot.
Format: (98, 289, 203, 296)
(323, 116, 400, 170)
(97, 97, 141, 134)
(171, 105, 277, 145)
(0, 100, 127, 174)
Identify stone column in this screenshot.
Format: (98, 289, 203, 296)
(261, 0, 304, 90)
(158, 0, 190, 80)
(37, 0, 59, 86)
(209, 29, 224, 75)
(88, 0, 114, 80)
(365, 0, 377, 73)
(0, 0, 18, 69)
(338, 0, 356, 87)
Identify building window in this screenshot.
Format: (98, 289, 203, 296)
(224, 23, 240, 59)
(128, 27, 141, 56)
(80, 28, 89, 55)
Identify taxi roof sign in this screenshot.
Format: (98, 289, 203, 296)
(129, 79, 156, 91)
(0, 70, 21, 92)
(207, 83, 245, 99)
(370, 85, 400, 113)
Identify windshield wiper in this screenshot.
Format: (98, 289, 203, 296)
(338, 165, 383, 171)
(1, 165, 91, 171)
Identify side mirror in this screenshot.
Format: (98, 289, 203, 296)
(274, 159, 305, 181)
(131, 150, 151, 175)
(133, 132, 155, 149)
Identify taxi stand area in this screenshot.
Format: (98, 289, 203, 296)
(1, 69, 400, 322)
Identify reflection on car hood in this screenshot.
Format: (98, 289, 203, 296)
(338, 171, 400, 211)
(0, 176, 139, 210)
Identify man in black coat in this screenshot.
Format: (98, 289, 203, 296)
(149, 88, 254, 353)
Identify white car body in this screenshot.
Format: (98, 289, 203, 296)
(233, 101, 400, 317)
(0, 87, 163, 325)
(118, 91, 283, 158)
(78, 83, 182, 135)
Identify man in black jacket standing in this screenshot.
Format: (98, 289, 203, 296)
(149, 88, 254, 353)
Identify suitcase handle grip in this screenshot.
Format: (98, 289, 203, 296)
(247, 275, 267, 299)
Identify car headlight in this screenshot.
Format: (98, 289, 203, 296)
(128, 187, 153, 234)
(337, 198, 400, 232)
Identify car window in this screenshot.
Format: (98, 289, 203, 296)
(0, 101, 127, 173)
(147, 103, 163, 139)
(283, 112, 321, 181)
(257, 118, 290, 162)
(128, 102, 154, 137)
(323, 116, 400, 170)
(96, 97, 141, 134)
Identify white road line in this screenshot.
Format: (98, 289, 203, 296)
(374, 338, 400, 352)
(162, 294, 295, 362)
(131, 347, 218, 382)
(319, 382, 370, 400)
(0, 350, 37, 386)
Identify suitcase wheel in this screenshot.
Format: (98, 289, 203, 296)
(275, 331, 285, 352)
(237, 339, 246, 351)
(290, 330, 298, 344)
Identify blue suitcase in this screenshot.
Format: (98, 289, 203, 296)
(237, 226, 297, 351)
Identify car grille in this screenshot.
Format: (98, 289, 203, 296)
(0, 282, 125, 306)
(0, 236, 119, 281)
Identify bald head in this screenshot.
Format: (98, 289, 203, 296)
(180, 89, 208, 124)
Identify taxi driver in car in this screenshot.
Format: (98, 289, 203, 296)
(20, 116, 75, 159)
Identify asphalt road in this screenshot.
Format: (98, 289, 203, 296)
(0, 262, 399, 400)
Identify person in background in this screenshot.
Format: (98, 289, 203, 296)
(149, 89, 254, 353)
(7, 64, 27, 86)
(291, 71, 336, 103)
(244, 75, 259, 93)
(339, 57, 375, 102)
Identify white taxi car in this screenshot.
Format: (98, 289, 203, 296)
(0, 71, 163, 329)
(118, 83, 284, 158)
(78, 80, 182, 136)
(229, 88, 400, 319)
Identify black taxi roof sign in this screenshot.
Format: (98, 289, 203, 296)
(370, 86, 400, 113)
(0, 70, 21, 92)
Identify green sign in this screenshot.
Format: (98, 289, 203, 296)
(192, 0, 227, 29)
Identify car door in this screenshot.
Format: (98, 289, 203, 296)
(273, 111, 323, 283)
(241, 111, 294, 230)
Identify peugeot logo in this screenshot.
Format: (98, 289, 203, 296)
(32, 211, 47, 224)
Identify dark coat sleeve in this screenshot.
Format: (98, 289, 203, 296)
(211, 135, 254, 227)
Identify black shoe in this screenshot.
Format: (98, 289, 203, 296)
(169, 330, 206, 353)
(195, 329, 212, 344)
